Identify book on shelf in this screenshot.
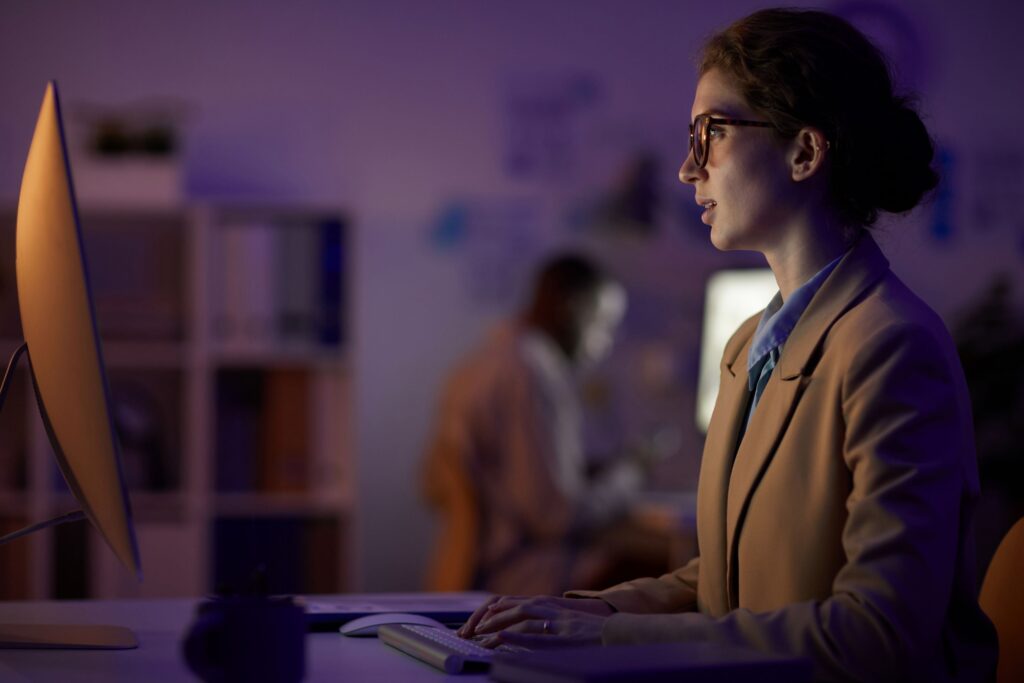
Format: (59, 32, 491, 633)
(215, 368, 347, 496)
(0, 517, 29, 599)
(0, 372, 29, 491)
(303, 517, 342, 593)
(215, 370, 264, 492)
(259, 369, 310, 493)
(0, 225, 22, 338)
(309, 370, 349, 501)
(210, 215, 346, 351)
(82, 216, 185, 340)
(53, 521, 90, 599)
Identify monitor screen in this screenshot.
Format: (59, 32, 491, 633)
(695, 268, 777, 432)
(16, 81, 141, 580)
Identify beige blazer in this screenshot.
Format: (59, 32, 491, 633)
(570, 236, 997, 682)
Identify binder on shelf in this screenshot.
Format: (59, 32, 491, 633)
(240, 222, 278, 345)
(216, 221, 278, 350)
(214, 220, 245, 344)
(277, 220, 319, 345)
(317, 218, 344, 347)
(210, 213, 346, 352)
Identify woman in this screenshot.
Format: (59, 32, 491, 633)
(459, 8, 998, 682)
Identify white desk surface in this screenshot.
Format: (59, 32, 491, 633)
(0, 596, 486, 682)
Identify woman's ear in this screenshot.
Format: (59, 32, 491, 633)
(789, 127, 830, 182)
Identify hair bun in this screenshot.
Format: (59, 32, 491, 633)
(871, 100, 939, 214)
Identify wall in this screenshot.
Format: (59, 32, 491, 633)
(0, 0, 1021, 591)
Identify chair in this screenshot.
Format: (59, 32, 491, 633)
(421, 419, 480, 592)
(979, 516, 1024, 683)
(423, 462, 479, 591)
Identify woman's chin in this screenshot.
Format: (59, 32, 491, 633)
(709, 227, 734, 251)
(709, 224, 757, 253)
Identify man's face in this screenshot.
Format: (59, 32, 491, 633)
(572, 282, 627, 367)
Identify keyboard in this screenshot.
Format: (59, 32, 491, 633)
(378, 623, 526, 674)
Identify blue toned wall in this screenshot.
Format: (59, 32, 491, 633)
(0, 0, 1021, 591)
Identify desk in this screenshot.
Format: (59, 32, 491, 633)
(0, 598, 485, 682)
(0, 593, 811, 683)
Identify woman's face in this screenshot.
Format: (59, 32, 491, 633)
(679, 68, 797, 254)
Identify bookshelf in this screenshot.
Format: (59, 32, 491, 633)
(0, 203, 353, 600)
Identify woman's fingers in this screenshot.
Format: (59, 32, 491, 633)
(477, 596, 527, 622)
(473, 607, 607, 649)
(475, 601, 556, 635)
(459, 595, 598, 638)
(502, 611, 605, 647)
(459, 595, 535, 637)
(457, 595, 501, 638)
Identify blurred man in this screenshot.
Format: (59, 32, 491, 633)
(422, 253, 666, 595)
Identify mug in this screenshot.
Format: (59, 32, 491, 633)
(182, 595, 306, 683)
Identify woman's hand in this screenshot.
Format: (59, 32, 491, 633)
(458, 595, 613, 648)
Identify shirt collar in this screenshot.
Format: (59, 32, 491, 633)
(747, 251, 847, 377)
(519, 324, 575, 385)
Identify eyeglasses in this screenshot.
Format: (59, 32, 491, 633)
(688, 114, 774, 169)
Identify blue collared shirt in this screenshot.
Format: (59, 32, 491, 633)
(745, 251, 847, 424)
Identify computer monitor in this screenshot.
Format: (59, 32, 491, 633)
(0, 81, 141, 649)
(695, 268, 777, 432)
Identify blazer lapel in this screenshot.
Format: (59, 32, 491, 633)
(725, 367, 808, 607)
(698, 315, 757, 616)
(722, 234, 892, 608)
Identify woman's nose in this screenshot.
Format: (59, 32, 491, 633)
(679, 151, 704, 185)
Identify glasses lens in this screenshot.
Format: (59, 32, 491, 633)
(694, 116, 709, 167)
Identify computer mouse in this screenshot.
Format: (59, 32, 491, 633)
(338, 613, 448, 637)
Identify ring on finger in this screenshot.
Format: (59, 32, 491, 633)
(542, 619, 551, 634)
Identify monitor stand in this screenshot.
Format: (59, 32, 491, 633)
(0, 343, 138, 650)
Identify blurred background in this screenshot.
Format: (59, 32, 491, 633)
(0, 0, 1021, 597)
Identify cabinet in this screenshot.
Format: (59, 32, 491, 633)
(0, 204, 352, 599)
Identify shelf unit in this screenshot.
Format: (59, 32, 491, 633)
(0, 203, 353, 600)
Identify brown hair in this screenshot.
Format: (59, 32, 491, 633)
(699, 8, 938, 228)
